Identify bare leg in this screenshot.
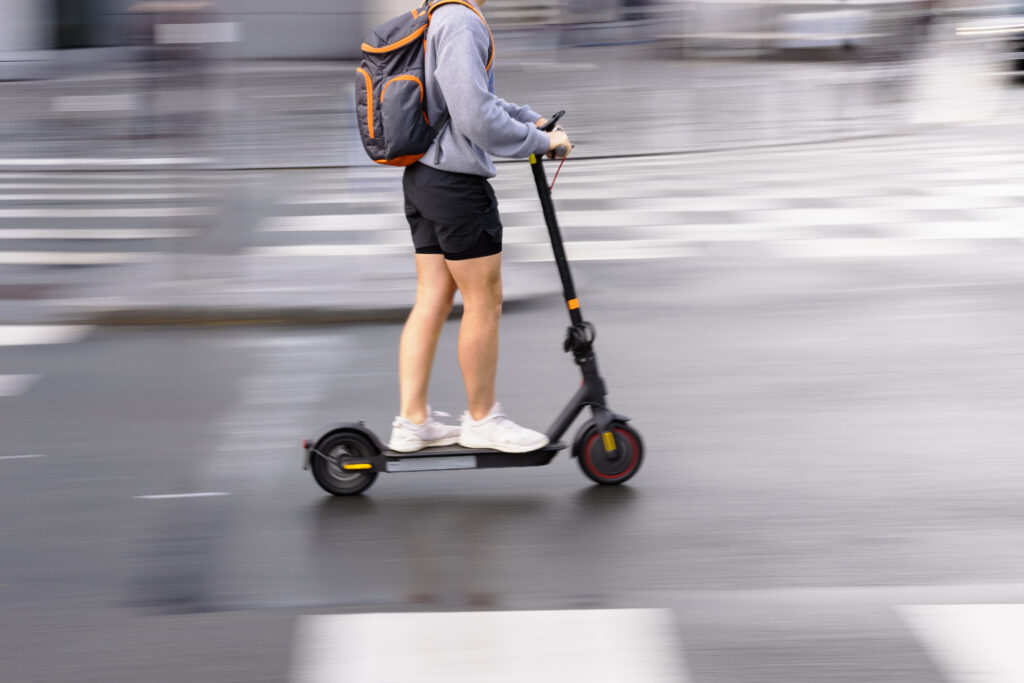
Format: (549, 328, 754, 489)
(398, 253, 457, 424)
(446, 253, 503, 421)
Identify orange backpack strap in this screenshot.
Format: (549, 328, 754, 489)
(426, 0, 494, 71)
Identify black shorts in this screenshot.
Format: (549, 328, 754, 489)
(403, 162, 503, 261)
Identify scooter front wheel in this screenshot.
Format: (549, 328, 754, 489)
(310, 431, 378, 496)
(575, 421, 643, 485)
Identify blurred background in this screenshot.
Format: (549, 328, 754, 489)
(3, 1, 1024, 682)
(0, 0, 1019, 163)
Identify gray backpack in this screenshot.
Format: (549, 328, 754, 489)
(355, 0, 493, 166)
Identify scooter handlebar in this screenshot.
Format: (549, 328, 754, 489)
(539, 110, 565, 132)
(540, 111, 570, 159)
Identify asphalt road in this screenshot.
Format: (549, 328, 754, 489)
(3, 123, 1024, 681)
(5, 245, 1024, 680)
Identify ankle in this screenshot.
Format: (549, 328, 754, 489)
(400, 409, 427, 425)
(466, 403, 495, 422)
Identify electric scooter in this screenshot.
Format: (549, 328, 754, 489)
(302, 112, 643, 495)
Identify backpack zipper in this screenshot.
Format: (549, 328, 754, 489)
(356, 67, 374, 139)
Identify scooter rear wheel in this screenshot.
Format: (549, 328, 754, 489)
(310, 431, 378, 496)
(575, 421, 643, 486)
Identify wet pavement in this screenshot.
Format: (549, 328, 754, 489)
(6, 244, 1024, 680)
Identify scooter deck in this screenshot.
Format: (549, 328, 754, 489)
(379, 442, 566, 473)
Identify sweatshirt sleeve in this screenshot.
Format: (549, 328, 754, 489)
(496, 97, 544, 126)
(433, 21, 550, 158)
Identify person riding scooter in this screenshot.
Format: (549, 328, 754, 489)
(388, 0, 572, 454)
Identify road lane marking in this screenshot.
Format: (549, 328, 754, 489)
(924, 184, 1024, 197)
(0, 207, 213, 218)
(741, 208, 924, 225)
(509, 240, 697, 262)
(52, 94, 137, 112)
(290, 609, 690, 683)
(0, 173, 229, 182)
(0, 325, 93, 346)
(259, 214, 405, 231)
(773, 238, 971, 258)
(894, 222, 1024, 240)
(252, 93, 328, 99)
(0, 158, 216, 167)
(0, 251, 160, 265)
(0, 375, 39, 397)
(901, 604, 1024, 683)
(0, 454, 47, 460)
(156, 21, 241, 45)
(0, 193, 208, 202)
(250, 240, 698, 261)
(247, 244, 409, 257)
(134, 492, 232, 500)
(0, 183, 214, 190)
(0, 228, 195, 240)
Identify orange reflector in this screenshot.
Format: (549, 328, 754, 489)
(567, 298, 580, 310)
(602, 432, 616, 452)
(529, 154, 538, 165)
(342, 463, 373, 471)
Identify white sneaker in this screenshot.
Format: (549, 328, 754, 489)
(458, 402, 550, 453)
(387, 406, 460, 452)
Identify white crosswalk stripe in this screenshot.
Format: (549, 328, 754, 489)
(509, 239, 697, 262)
(0, 183, 218, 191)
(260, 213, 407, 232)
(902, 604, 1024, 683)
(2, 130, 1021, 274)
(0, 171, 220, 269)
(0, 193, 211, 202)
(0, 374, 38, 397)
(0, 206, 212, 218)
(772, 238, 974, 258)
(0, 251, 160, 265)
(0, 157, 215, 167)
(0, 326, 96, 398)
(249, 244, 409, 257)
(290, 609, 690, 683)
(0, 325, 93, 346)
(0, 229, 195, 240)
(257, 131, 1024, 263)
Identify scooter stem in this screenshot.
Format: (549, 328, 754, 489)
(530, 153, 616, 443)
(529, 153, 583, 326)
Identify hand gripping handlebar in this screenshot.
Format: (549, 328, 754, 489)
(540, 110, 568, 157)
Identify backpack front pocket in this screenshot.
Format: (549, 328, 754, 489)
(380, 74, 435, 161)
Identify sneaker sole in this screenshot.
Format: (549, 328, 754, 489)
(388, 436, 459, 453)
(457, 437, 550, 454)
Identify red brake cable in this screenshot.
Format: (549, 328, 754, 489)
(549, 147, 571, 191)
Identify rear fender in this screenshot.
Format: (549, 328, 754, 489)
(302, 421, 385, 470)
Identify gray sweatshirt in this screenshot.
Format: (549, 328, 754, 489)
(422, 3, 551, 178)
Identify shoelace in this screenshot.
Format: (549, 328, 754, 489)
(486, 410, 519, 435)
(463, 406, 524, 434)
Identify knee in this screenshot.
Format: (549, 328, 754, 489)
(414, 286, 456, 319)
(462, 282, 502, 318)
